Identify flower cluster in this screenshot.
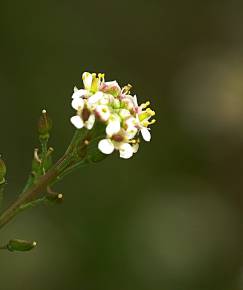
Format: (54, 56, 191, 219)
(70, 72, 156, 159)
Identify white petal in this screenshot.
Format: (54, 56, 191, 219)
(119, 143, 134, 159)
(133, 95, 139, 107)
(98, 139, 115, 155)
(126, 129, 138, 140)
(88, 91, 103, 105)
(71, 97, 84, 110)
(86, 114, 95, 130)
(82, 72, 93, 90)
(119, 109, 131, 119)
(105, 81, 118, 86)
(104, 81, 121, 91)
(141, 127, 151, 142)
(121, 96, 135, 111)
(70, 116, 84, 129)
(132, 143, 139, 153)
(95, 105, 111, 121)
(72, 89, 87, 99)
(126, 117, 137, 130)
(106, 117, 121, 136)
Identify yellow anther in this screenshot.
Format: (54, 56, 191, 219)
(146, 108, 155, 116)
(122, 84, 132, 94)
(149, 119, 156, 125)
(142, 119, 156, 127)
(129, 139, 137, 144)
(98, 73, 105, 81)
(129, 138, 140, 144)
(142, 121, 149, 127)
(141, 101, 151, 109)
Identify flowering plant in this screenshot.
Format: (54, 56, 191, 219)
(0, 72, 155, 252)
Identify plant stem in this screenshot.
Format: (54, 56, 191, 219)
(0, 128, 91, 231)
(0, 155, 67, 230)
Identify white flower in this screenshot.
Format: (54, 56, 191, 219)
(71, 97, 84, 110)
(132, 142, 139, 153)
(71, 109, 95, 130)
(101, 81, 121, 97)
(70, 71, 156, 159)
(98, 139, 135, 159)
(95, 105, 111, 122)
(87, 91, 103, 106)
(85, 114, 95, 130)
(119, 143, 134, 159)
(71, 87, 88, 99)
(70, 115, 84, 129)
(141, 127, 151, 142)
(98, 139, 114, 154)
(106, 114, 121, 136)
(135, 102, 155, 142)
(71, 72, 104, 101)
(125, 117, 138, 139)
(119, 109, 131, 119)
(82, 72, 93, 90)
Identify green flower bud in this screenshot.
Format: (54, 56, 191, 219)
(0, 158, 6, 185)
(7, 239, 37, 252)
(38, 109, 52, 139)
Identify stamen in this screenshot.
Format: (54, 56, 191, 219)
(141, 101, 150, 109)
(129, 139, 137, 144)
(98, 73, 105, 82)
(146, 108, 155, 116)
(149, 119, 156, 125)
(122, 84, 132, 94)
(129, 138, 140, 144)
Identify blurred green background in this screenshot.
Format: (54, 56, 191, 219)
(0, 0, 243, 289)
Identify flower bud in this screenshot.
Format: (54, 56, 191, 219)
(0, 158, 6, 185)
(38, 109, 52, 139)
(47, 192, 63, 203)
(7, 239, 37, 252)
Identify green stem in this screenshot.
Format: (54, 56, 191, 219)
(0, 155, 67, 230)
(0, 128, 93, 231)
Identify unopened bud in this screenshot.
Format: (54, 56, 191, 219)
(47, 192, 63, 203)
(0, 158, 6, 185)
(46, 186, 63, 203)
(38, 109, 52, 139)
(7, 239, 37, 252)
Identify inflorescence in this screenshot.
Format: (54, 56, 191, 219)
(71, 72, 156, 159)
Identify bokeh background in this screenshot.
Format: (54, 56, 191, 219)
(0, 0, 243, 289)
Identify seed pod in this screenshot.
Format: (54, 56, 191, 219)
(7, 239, 37, 252)
(38, 109, 52, 140)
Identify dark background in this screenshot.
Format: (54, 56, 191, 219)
(0, 0, 243, 289)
